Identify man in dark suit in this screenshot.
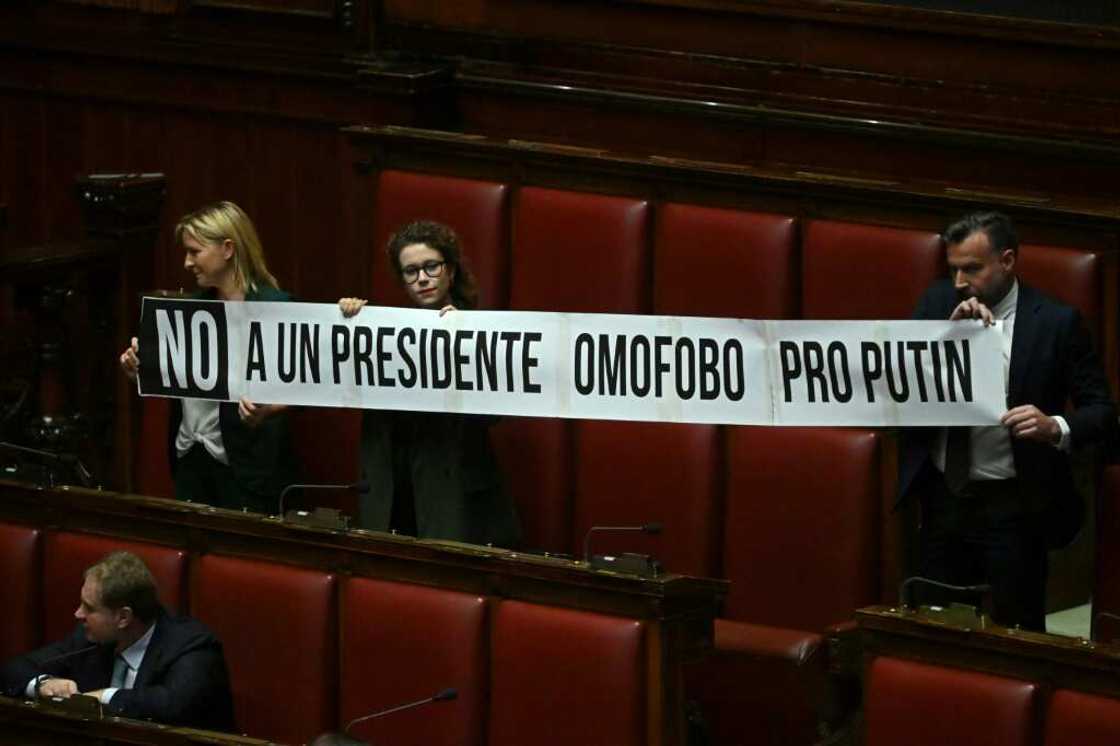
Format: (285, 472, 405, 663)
(1, 550, 235, 731)
(899, 211, 1116, 631)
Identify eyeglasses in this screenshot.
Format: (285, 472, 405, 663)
(401, 260, 446, 284)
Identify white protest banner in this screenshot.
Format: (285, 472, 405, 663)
(136, 297, 1006, 426)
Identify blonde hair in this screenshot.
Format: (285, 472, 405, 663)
(174, 201, 278, 293)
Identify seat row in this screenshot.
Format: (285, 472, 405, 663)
(0, 523, 652, 746)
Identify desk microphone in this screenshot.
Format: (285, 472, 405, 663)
(0, 442, 94, 487)
(30, 644, 100, 697)
(344, 687, 458, 734)
(583, 522, 662, 564)
(277, 480, 369, 516)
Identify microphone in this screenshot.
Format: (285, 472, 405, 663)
(277, 480, 370, 517)
(583, 522, 662, 565)
(344, 687, 458, 734)
(0, 442, 94, 487)
(898, 576, 992, 610)
(30, 644, 100, 697)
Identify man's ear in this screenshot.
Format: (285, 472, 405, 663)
(1000, 248, 1016, 272)
(116, 606, 134, 630)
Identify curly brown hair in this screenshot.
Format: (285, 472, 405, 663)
(386, 220, 480, 309)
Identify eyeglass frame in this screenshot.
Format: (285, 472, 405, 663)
(400, 260, 447, 284)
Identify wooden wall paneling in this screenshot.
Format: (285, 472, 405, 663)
(0, 93, 47, 248)
(245, 121, 301, 296)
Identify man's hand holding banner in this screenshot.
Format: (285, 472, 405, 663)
(137, 297, 1006, 426)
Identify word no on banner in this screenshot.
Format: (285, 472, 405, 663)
(136, 297, 1006, 426)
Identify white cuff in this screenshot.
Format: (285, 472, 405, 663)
(99, 687, 119, 705)
(1054, 416, 1071, 452)
(25, 675, 47, 698)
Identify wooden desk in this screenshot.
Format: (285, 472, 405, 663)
(0, 695, 271, 746)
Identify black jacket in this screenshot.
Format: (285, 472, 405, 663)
(1, 609, 236, 731)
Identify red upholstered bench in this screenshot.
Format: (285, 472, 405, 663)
(802, 220, 943, 319)
(490, 416, 574, 554)
(1043, 689, 1120, 746)
(0, 522, 41, 660)
(372, 170, 511, 310)
(865, 657, 1038, 746)
(572, 420, 721, 577)
(339, 578, 488, 746)
(489, 600, 647, 746)
(688, 426, 883, 745)
(193, 555, 337, 744)
(41, 531, 187, 643)
(510, 186, 650, 313)
(654, 203, 797, 319)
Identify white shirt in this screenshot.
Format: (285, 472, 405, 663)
(176, 398, 229, 464)
(933, 280, 1070, 480)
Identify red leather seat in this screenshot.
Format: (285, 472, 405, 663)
(287, 406, 363, 516)
(42, 531, 187, 643)
(372, 170, 511, 310)
(510, 187, 650, 313)
(0, 522, 40, 659)
(572, 420, 721, 577)
(1043, 689, 1120, 746)
(490, 417, 573, 554)
(1018, 243, 1103, 338)
(802, 220, 943, 319)
(193, 555, 336, 744)
(689, 426, 882, 745)
(339, 578, 487, 746)
(654, 203, 797, 319)
(489, 600, 646, 746)
(865, 657, 1038, 746)
(134, 396, 174, 499)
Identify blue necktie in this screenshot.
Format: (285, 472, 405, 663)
(110, 655, 128, 689)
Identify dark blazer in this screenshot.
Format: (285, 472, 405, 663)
(1, 609, 235, 731)
(899, 279, 1117, 546)
(358, 410, 521, 548)
(167, 285, 297, 502)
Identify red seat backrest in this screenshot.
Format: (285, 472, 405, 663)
(192, 555, 336, 744)
(42, 531, 187, 643)
(510, 187, 650, 313)
(572, 420, 721, 577)
(372, 170, 511, 310)
(134, 396, 174, 499)
(339, 578, 488, 746)
(1043, 689, 1120, 746)
(722, 426, 881, 631)
(802, 220, 943, 319)
(654, 204, 797, 319)
(488, 600, 646, 746)
(490, 417, 574, 554)
(865, 657, 1038, 746)
(0, 522, 40, 659)
(1018, 243, 1103, 340)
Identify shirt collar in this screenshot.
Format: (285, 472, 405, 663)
(991, 278, 1018, 320)
(120, 622, 155, 671)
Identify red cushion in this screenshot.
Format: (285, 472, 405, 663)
(134, 396, 173, 498)
(193, 555, 336, 744)
(339, 578, 487, 746)
(372, 170, 510, 309)
(865, 657, 1037, 746)
(510, 187, 650, 313)
(0, 523, 40, 659)
(1094, 465, 1120, 642)
(722, 427, 881, 630)
(287, 406, 363, 515)
(489, 600, 646, 746)
(1018, 243, 1102, 339)
(42, 531, 186, 643)
(686, 618, 825, 746)
(490, 417, 573, 554)
(572, 420, 720, 577)
(1043, 689, 1120, 746)
(654, 204, 797, 319)
(802, 220, 943, 319)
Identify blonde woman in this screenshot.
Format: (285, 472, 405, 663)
(119, 201, 295, 512)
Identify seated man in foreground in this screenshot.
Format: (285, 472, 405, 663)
(1, 550, 235, 731)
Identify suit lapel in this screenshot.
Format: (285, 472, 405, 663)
(1008, 283, 1041, 405)
(132, 616, 165, 688)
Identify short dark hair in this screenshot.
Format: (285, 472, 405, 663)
(386, 220, 480, 309)
(941, 211, 1019, 256)
(84, 551, 161, 624)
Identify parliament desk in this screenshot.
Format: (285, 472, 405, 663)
(0, 696, 271, 745)
(0, 479, 726, 746)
